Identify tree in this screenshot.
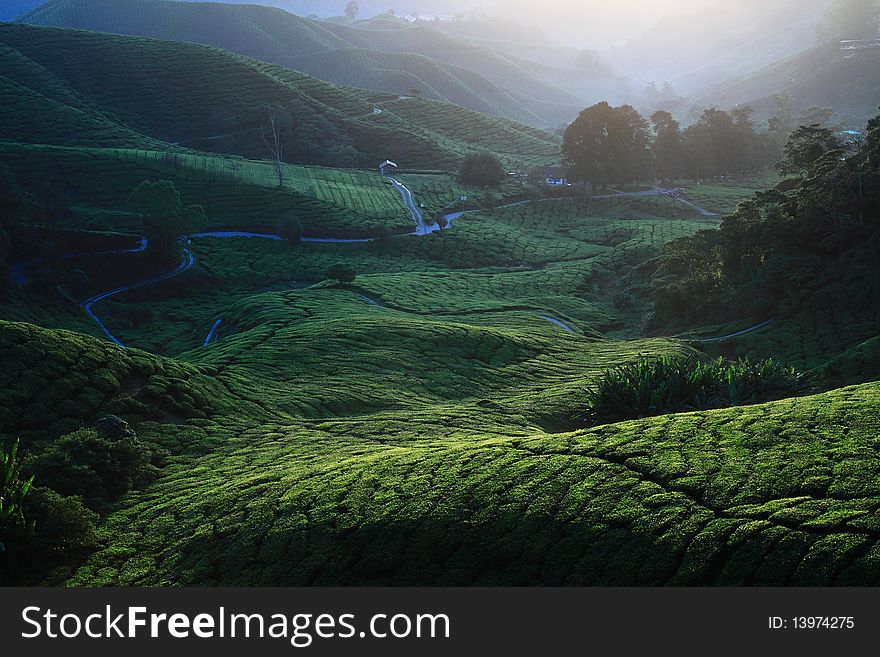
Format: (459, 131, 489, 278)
(261, 105, 286, 187)
(482, 188, 497, 210)
(563, 102, 652, 190)
(826, 0, 880, 39)
(459, 152, 504, 186)
(651, 111, 683, 182)
(345, 1, 359, 19)
(776, 125, 843, 178)
(128, 180, 207, 261)
(278, 212, 302, 245)
(327, 264, 356, 285)
(27, 428, 155, 511)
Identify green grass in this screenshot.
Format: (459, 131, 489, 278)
(674, 174, 779, 215)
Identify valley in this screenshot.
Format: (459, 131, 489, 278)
(0, 4, 878, 589)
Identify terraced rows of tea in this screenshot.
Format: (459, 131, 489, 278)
(2, 20, 878, 588)
(9, 316, 874, 586)
(6, 175, 880, 584)
(0, 143, 516, 236)
(0, 22, 560, 171)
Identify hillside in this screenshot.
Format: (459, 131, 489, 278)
(0, 22, 560, 171)
(4, 315, 880, 586)
(697, 41, 880, 127)
(18, 0, 600, 128)
(1, 8, 878, 590)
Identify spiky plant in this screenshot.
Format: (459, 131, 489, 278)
(0, 439, 34, 552)
(584, 356, 802, 425)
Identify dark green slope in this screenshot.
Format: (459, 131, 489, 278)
(4, 318, 879, 586)
(19, 0, 587, 127)
(0, 22, 559, 170)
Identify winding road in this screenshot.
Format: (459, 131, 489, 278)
(80, 247, 195, 347)
(687, 319, 775, 344)
(37, 177, 726, 348)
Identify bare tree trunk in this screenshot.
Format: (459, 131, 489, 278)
(261, 108, 284, 187)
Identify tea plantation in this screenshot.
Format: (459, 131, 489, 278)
(1, 21, 878, 587)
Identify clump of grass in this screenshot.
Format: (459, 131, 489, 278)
(584, 355, 803, 425)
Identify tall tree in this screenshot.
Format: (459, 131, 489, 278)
(128, 181, 206, 261)
(261, 105, 286, 187)
(776, 125, 843, 178)
(563, 102, 652, 190)
(459, 152, 503, 186)
(651, 110, 682, 182)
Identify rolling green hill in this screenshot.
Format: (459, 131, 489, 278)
(0, 21, 558, 245)
(1, 11, 877, 589)
(17, 0, 595, 127)
(0, 22, 560, 170)
(5, 311, 880, 586)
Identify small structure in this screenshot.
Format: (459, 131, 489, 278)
(544, 166, 569, 187)
(840, 39, 880, 51)
(379, 160, 398, 176)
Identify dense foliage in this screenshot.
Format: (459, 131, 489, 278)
(584, 355, 802, 425)
(128, 180, 206, 260)
(26, 428, 158, 511)
(458, 152, 504, 186)
(0, 439, 33, 551)
(564, 103, 778, 189)
(327, 264, 357, 285)
(650, 109, 880, 330)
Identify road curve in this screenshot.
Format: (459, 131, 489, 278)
(81, 247, 195, 348)
(686, 319, 775, 344)
(76, 182, 712, 348)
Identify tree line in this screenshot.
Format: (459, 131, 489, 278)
(649, 109, 879, 331)
(562, 101, 784, 189)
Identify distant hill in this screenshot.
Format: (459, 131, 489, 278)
(610, 0, 830, 95)
(0, 22, 559, 171)
(17, 0, 618, 128)
(696, 41, 880, 128)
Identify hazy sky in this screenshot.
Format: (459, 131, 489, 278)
(489, 0, 710, 47)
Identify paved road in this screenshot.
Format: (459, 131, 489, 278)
(74, 182, 728, 348)
(388, 177, 434, 234)
(687, 319, 775, 344)
(81, 247, 195, 347)
(203, 318, 223, 346)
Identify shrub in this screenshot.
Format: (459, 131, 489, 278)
(459, 152, 503, 186)
(583, 356, 802, 425)
(326, 265, 356, 286)
(1, 485, 99, 585)
(26, 428, 157, 510)
(278, 213, 302, 245)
